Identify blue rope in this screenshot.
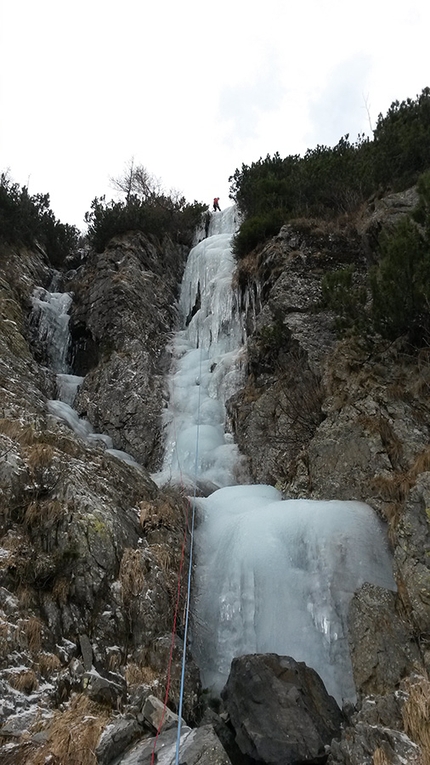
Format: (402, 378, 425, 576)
(174, 347, 203, 763)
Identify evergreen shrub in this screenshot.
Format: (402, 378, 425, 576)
(0, 173, 79, 267)
(229, 88, 430, 256)
(85, 194, 207, 253)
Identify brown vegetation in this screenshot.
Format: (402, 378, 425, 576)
(119, 548, 146, 601)
(402, 675, 430, 765)
(27, 693, 110, 765)
(7, 668, 38, 693)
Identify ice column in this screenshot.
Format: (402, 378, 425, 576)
(154, 206, 247, 489)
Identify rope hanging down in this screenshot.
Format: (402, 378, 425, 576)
(150, 346, 203, 765)
(174, 348, 203, 763)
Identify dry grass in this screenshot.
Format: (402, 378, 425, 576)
(119, 548, 146, 601)
(37, 652, 62, 677)
(52, 576, 70, 604)
(0, 418, 36, 445)
(370, 474, 410, 505)
(410, 446, 430, 478)
(233, 250, 262, 290)
(24, 498, 64, 528)
(139, 500, 152, 527)
(22, 616, 43, 653)
(26, 693, 110, 765)
(139, 497, 182, 533)
(371, 443, 430, 538)
(372, 747, 390, 765)
(402, 675, 430, 765)
(25, 442, 55, 469)
(359, 414, 403, 469)
(107, 649, 122, 672)
(7, 668, 38, 693)
(125, 662, 159, 687)
(150, 544, 172, 575)
(17, 585, 34, 609)
(0, 418, 83, 459)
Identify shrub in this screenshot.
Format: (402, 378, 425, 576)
(229, 88, 430, 255)
(370, 216, 429, 344)
(321, 266, 368, 335)
(373, 87, 430, 190)
(0, 172, 79, 267)
(85, 193, 207, 253)
(233, 209, 286, 257)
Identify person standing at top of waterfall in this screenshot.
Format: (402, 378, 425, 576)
(213, 197, 221, 212)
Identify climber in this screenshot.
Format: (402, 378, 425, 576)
(213, 197, 221, 212)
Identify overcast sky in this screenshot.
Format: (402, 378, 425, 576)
(1, 0, 429, 229)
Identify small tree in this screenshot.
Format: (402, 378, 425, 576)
(110, 159, 162, 203)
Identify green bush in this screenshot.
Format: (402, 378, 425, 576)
(0, 173, 79, 267)
(373, 88, 430, 190)
(321, 266, 368, 334)
(85, 193, 207, 253)
(229, 88, 430, 255)
(370, 216, 429, 344)
(232, 209, 286, 257)
(321, 171, 430, 346)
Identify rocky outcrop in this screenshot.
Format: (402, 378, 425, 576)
(68, 231, 187, 470)
(0, 238, 201, 764)
(231, 190, 430, 763)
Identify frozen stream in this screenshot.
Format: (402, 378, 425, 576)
(156, 207, 396, 705)
(31, 286, 140, 466)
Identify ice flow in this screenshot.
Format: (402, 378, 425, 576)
(154, 206, 247, 489)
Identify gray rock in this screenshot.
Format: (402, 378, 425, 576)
(96, 718, 143, 765)
(348, 583, 422, 696)
(84, 670, 127, 708)
(221, 654, 343, 764)
(142, 694, 182, 732)
(79, 633, 94, 670)
(113, 725, 231, 765)
(69, 231, 186, 470)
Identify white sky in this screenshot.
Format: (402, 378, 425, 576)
(1, 0, 429, 229)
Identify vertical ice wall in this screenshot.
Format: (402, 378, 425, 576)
(154, 206, 247, 489)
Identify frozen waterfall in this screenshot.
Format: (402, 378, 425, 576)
(154, 206, 247, 489)
(31, 286, 140, 465)
(157, 205, 396, 706)
(192, 486, 395, 703)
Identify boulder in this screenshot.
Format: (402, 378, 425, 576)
(96, 718, 143, 765)
(222, 654, 344, 764)
(142, 694, 183, 732)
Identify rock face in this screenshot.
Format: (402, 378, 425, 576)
(69, 231, 187, 470)
(222, 654, 343, 765)
(1, 187, 430, 765)
(0, 236, 200, 764)
(230, 190, 430, 764)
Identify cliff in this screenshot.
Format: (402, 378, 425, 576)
(0, 191, 429, 764)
